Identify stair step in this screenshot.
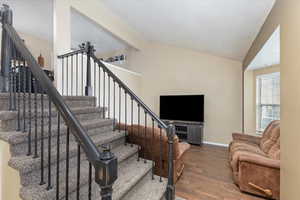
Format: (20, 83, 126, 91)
(20, 143, 138, 189)
(0, 93, 96, 111)
(9, 130, 126, 175)
(0, 118, 114, 156)
(19, 146, 145, 200)
(0, 106, 105, 132)
(122, 174, 167, 200)
(66, 156, 153, 200)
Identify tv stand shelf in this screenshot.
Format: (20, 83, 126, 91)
(163, 120, 203, 145)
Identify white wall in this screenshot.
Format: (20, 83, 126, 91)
(128, 43, 243, 145)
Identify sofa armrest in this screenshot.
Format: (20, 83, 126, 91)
(232, 133, 261, 145)
(239, 153, 280, 169)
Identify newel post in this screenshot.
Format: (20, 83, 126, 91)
(94, 144, 118, 200)
(166, 124, 175, 200)
(85, 41, 93, 96)
(0, 4, 13, 92)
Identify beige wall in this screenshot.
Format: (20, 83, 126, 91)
(243, 0, 300, 199)
(128, 43, 242, 145)
(244, 70, 256, 134)
(0, 141, 21, 200)
(244, 65, 280, 135)
(69, 0, 146, 51)
(280, 1, 300, 199)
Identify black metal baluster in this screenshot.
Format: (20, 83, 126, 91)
(119, 86, 121, 132)
(88, 162, 92, 200)
(108, 75, 110, 118)
(125, 92, 127, 131)
(62, 58, 64, 95)
(22, 59, 26, 132)
(131, 97, 133, 147)
(76, 54, 78, 96)
(76, 145, 81, 200)
(16, 54, 21, 131)
(33, 78, 38, 158)
(71, 55, 73, 95)
(113, 80, 116, 129)
(12, 66, 16, 111)
(98, 65, 101, 107)
(56, 113, 60, 199)
(94, 61, 96, 97)
(137, 104, 140, 161)
(152, 119, 155, 179)
(40, 91, 45, 185)
(81, 53, 84, 95)
(66, 127, 70, 199)
(8, 55, 12, 111)
(66, 56, 69, 95)
(47, 99, 52, 190)
(11, 48, 16, 111)
(144, 112, 147, 163)
(124, 92, 127, 145)
(103, 70, 106, 118)
(27, 69, 32, 156)
(159, 127, 163, 182)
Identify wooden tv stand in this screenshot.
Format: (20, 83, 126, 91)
(163, 120, 204, 145)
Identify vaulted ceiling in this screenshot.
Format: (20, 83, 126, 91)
(5, 0, 276, 62)
(102, 0, 276, 61)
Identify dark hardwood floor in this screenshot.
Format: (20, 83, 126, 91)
(175, 144, 266, 200)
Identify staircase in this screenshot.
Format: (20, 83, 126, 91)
(0, 5, 177, 200)
(0, 94, 167, 200)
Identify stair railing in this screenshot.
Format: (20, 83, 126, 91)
(0, 5, 117, 200)
(58, 42, 176, 200)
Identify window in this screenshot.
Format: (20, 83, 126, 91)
(256, 72, 280, 133)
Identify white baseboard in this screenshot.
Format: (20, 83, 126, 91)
(203, 141, 229, 147)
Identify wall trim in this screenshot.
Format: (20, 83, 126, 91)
(203, 141, 229, 147)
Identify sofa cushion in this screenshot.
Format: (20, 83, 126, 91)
(260, 120, 280, 154)
(268, 137, 280, 160)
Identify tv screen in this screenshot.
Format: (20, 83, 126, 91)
(160, 95, 204, 123)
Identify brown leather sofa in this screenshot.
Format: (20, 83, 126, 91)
(117, 123, 190, 182)
(229, 120, 280, 199)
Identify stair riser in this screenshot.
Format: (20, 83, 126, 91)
(19, 137, 127, 187)
(0, 109, 105, 132)
(0, 96, 96, 111)
(11, 124, 114, 157)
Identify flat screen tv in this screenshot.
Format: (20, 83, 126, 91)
(160, 95, 204, 123)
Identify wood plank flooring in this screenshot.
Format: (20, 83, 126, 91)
(175, 144, 266, 200)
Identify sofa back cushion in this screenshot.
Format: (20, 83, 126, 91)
(260, 120, 280, 154)
(268, 137, 280, 160)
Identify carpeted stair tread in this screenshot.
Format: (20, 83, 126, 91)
(65, 157, 153, 200)
(0, 106, 105, 121)
(0, 118, 113, 145)
(19, 143, 138, 187)
(9, 130, 126, 174)
(0, 94, 96, 111)
(20, 150, 150, 200)
(122, 174, 167, 200)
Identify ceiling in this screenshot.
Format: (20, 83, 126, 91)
(4, 0, 276, 62)
(2, 0, 53, 41)
(71, 9, 129, 54)
(247, 26, 280, 70)
(102, 0, 276, 61)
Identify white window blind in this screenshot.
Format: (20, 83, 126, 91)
(256, 72, 280, 133)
